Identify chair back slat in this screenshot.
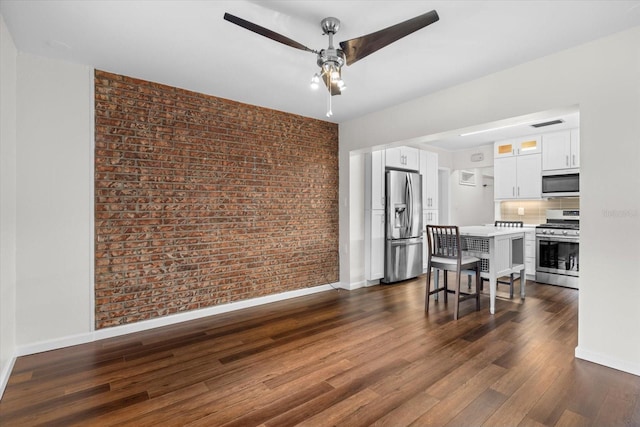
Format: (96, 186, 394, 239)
(426, 225, 462, 261)
(494, 220, 523, 227)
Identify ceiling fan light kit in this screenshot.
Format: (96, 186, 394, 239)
(223, 10, 439, 118)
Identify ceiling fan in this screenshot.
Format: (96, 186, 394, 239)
(223, 10, 439, 117)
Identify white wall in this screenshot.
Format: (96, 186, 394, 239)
(16, 55, 94, 347)
(450, 170, 495, 227)
(339, 26, 640, 375)
(0, 14, 18, 395)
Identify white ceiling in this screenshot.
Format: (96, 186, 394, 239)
(2, 1, 639, 149)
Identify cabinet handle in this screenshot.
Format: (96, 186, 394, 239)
(566, 155, 569, 166)
(518, 187, 520, 197)
(381, 197, 385, 207)
(513, 187, 515, 197)
(572, 154, 576, 166)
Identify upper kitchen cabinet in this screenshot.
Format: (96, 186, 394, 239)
(419, 151, 438, 210)
(494, 147, 542, 200)
(542, 129, 580, 171)
(495, 135, 541, 158)
(365, 151, 386, 210)
(386, 146, 420, 171)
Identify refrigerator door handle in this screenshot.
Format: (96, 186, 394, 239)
(406, 173, 413, 237)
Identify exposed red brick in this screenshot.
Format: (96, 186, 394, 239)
(94, 70, 339, 329)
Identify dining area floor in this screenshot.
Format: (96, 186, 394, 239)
(1, 275, 639, 426)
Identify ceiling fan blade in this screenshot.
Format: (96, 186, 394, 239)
(224, 13, 316, 54)
(339, 10, 439, 66)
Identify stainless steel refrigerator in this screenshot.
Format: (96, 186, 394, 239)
(383, 169, 423, 283)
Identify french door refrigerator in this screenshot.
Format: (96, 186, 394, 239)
(383, 169, 423, 283)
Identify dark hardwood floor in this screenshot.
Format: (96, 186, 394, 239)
(1, 276, 639, 426)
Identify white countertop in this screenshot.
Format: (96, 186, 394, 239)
(459, 225, 528, 237)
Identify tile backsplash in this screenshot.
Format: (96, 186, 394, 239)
(500, 198, 580, 224)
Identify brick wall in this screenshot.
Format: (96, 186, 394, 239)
(94, 70, 339, 329)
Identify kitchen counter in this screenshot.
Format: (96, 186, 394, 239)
(458, 226, 527, 314)
(460, 225, 529, 237)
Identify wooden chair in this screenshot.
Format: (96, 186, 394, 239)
(478, 220, 523, 298)
(425, 225, 481, 320)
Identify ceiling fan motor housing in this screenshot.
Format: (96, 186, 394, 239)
(320, 17, 340, 35)
(317, 48, 345, 70)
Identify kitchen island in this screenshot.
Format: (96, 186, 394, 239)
(458, 226, 526, 314)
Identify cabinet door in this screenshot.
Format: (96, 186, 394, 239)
(385, 147, 403, 169)
(370, 150, 385, 210)
(422, 211, 439, 270)
(402, 147, 420, 171)
(514, 135, 541, 155)
(366, 210, 385, 280)
(516, 153, 542, 198)
(495, 139, 515, 158)
(425, 152, 438, 209)
(570, 129, 580, 168)
(494, 157, 517, 199)
(386, 146, 419, 171)
(420, 151, 439, 209)
(542, 131, 571, 170)
(525, 229, 536, 278)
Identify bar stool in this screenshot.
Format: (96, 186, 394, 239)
(425, 225, 481, 320)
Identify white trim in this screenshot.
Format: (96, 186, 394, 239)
(16, 283, 339, 357)
(575, 346, 640, 377)
(0, 356, 16, 399)
(341, 280, 366, 290)
(89, 67, 96, 334)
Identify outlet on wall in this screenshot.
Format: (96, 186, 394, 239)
(518, 207, 525, 216)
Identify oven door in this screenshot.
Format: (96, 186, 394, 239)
(536, 235, 579, 277)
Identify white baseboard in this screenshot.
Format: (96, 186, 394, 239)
(0, 356, 16, 399)
(342, 280, 367, 290)
(16, 283, 340, 358)
(575, 346, 640, 377)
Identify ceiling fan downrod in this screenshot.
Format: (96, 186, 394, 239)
(317, 17, 345, 116)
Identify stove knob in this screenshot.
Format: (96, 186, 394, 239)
(563, 230, 568, 235)
(576, 230, 580, 236)
(541, 229, 547, 234)
(549, 230, 555, 235)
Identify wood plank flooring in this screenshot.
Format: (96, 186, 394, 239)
(1, 276, 639, 426)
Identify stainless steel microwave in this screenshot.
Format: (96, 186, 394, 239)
(541, 171, 579, 197)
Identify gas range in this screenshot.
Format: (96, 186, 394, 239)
(536, 209, 580, 288)
(536, 210, 580, 238)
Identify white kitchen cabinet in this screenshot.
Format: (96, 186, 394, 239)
(365, 210, 385, 281)
(386, 146, 419, 171)
(542, 129, 580, 171)
(524, 228, 536, 280)
(494, 153, 542, 199)
(422, 210, 439, 270)
(420, 150, 438, 210)
(495, 135, 541, 158)
(365, 150, 386, 210)
(570, 128, 580, 168)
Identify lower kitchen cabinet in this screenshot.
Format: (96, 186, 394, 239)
(525, 228, 536, 280)
(422, 210, 439, 270)
(365, 210, 385, 280)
